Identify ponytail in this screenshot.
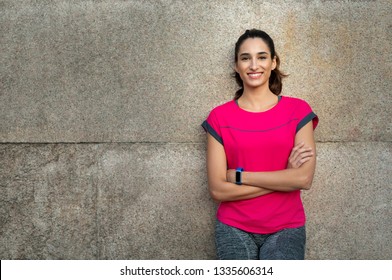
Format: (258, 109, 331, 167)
(268, 54, 288, 96)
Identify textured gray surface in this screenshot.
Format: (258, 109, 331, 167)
(1, 143, 391, 259)
(0, 143, 216, 259)
(1, 0, 391, 143)
(303, 142, 392, 259)
(1, 0, 391, 259)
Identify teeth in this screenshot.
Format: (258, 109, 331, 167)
(248, 73, 261, 78)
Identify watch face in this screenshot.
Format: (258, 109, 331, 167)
(236, 171, 241, 184)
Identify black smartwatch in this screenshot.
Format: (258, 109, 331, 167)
(235, 167, 244, 185)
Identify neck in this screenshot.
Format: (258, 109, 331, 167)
(243, 83, 275, 102)
(239, 85, 278, 112)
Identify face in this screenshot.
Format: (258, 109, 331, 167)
(235, 38, 277, 90)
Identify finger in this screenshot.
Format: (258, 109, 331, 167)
(291, 147, 312, 162)
(295, 157, 311, 167)
(294, 152, 315, 167)
(290, 142, 304, 153)
(292, 151, 314, 163)
(288, 144, 303, 161)
(291, 152, 313, 167)
(297, 148, 313, 157)
(295, 147, 313, 157)
(292, 142, 305, 152)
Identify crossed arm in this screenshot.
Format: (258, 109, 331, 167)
(206, 121, 316, 202)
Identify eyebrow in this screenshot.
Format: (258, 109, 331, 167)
(239, 51, 269, 57)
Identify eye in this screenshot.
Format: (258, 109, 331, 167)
(240, 57, 249, 61)
(258, 56, 267, 60)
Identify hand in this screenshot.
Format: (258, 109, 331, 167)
(287, 142, 314, 169)
(226, 169, 236, 183)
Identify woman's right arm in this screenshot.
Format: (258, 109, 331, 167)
(206, 133, 273, 202)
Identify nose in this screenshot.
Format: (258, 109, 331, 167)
(250, 58, 258, 70)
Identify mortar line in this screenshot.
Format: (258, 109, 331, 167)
(0, 140, 391, 145)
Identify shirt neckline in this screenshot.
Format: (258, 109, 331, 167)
(234, 95, 283, 114)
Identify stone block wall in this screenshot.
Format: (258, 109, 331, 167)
(1, 0, 391, 259)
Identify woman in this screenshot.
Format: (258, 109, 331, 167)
(202, 29, 318, 260)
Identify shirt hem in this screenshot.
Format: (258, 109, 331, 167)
(217, 217, 306, 234)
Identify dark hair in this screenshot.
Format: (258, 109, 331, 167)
(233, 29, 288, 99)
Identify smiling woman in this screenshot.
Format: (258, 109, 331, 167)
(236, 41, 276, 99)
(201, 29, 319, 260)
(233, 29, 288, 101)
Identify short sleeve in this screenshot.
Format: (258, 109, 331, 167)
(201, 109, 223, 145)
(295, 100, 319, 133)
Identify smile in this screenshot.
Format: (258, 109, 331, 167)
(248, 72, 262, 79)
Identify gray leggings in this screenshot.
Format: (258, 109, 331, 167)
(215, 220, 306, 260)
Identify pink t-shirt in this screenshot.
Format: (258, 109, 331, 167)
(202, 96, 318, 234)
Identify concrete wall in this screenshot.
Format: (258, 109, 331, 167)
(0, 0, 391, 259)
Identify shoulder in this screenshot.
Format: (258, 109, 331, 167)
(209, 100, 236, 116)
(282, 96, 319, 130)
(281, 95, 316, 112)
(281, 95, 311, 106)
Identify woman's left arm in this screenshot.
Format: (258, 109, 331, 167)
(227, 121, 316, 192)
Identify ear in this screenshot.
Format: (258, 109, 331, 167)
(272, 56, 277, 70)
(234, 63, 239, 73)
